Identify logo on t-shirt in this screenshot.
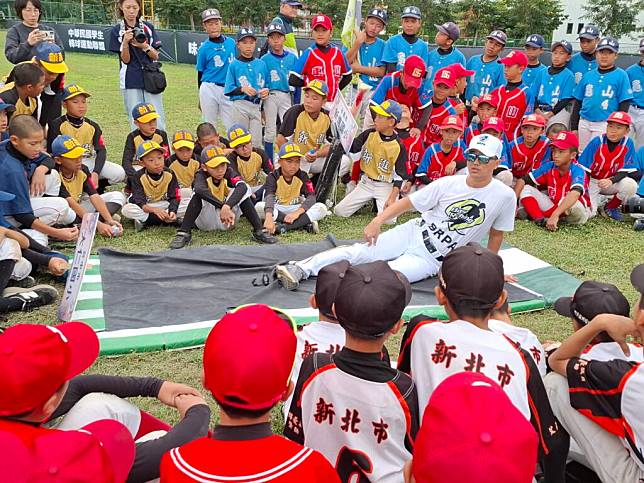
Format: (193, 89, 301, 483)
(445, 199, 486, 233)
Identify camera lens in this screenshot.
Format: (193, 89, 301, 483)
(622, 196, 644, 214)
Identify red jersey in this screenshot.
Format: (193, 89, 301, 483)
(529, 160, 591, 207)
(492, 84, 535, 141)
(416, 143, 464, 183)
(464, 122, 481, 146)
(577, 135, 638, 180)
(399, 129, 425, 175)
(421, 98, 464, 145)
(160, 430, 339, 483)
(293, 45, 351, 101)
(371, 71, 432, 126)
(507, 135, 551, 178)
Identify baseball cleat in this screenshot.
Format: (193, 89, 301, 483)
(275, 263, 307, 291)
(634, 219, 644, 231)
(169, 231, 192, 249)
(603, 207, 624, 222)
(253, 229, 278, 244)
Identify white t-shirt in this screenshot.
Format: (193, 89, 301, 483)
(408, 176, 516, 257)
(489, 319, 547, 376)
(582, 342, 644, 363)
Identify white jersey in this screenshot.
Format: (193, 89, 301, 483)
(283, 321, 346, 418)
(489, 319, 546, 376)
(408, 176, 516, 258)
(408, 319, 530, 420)
(582, 342, 644, 363)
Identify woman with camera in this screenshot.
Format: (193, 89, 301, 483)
(108, 0, 166, 129)
(4, 0, 63, 64)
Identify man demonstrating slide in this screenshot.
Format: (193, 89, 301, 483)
(275, 134, 516, 289)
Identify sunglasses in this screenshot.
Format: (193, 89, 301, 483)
(465, 152, 494, 164)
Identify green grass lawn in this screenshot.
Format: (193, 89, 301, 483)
(2, 33, 643, 425)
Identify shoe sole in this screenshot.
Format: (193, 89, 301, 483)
(275, 265, 300, 291)
(3, 285, 59, 297)
(170, 238, 191, 249)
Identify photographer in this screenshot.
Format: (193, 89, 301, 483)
(5, 0, 64, 64)
(108, 0, 166, 129)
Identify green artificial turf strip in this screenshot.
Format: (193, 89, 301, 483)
(2, 34, 642, 427)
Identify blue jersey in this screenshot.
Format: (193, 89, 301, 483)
(357, 38, 386, 88)
(465, 55, 504, 102)
(0, 140, 48, 216)
(567, 52, 597, 84)
(574, 67, 633, 122)
(523, 63, 547, 89)
(532, 67, 575, 109)
(426, 47, 466, 81)
(637, 147, 644, 195)
(196, 36, 237, 85)
(261, 51, 296, 93)
(224, 58, 269, 102)
(381, 34, 429, 71)
(626, 62, 644, 108)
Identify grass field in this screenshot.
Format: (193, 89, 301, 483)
(2, 33, 642, 425)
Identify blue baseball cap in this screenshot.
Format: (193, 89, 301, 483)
(578, 25, 600, 40)
(435, 22, 460, 41)
(136, 140, 165, 160)
(597, 36, 619, 53)
(132, 102, 159, 123)
(486, 30, 507, 46)
(551, 39, 573, 54)
(51, 135, 87, 158)
(237, 27, 257, 42)
(367, 9, 388, 24)
(401, 5, 421, 19)
(525, 34, 545, 48)
(0, 97, 16, 113)
(303, 79, 329, 97)
(278, 142, 303, 159)
(370, 99, 403, 123)
(35, 42, 68, 74)
(0, 190, 15, 202)
(267, 22, 286, 35)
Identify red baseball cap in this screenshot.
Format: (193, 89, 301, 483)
(607, 111, 632, 126)
(439, 115, 464, 132)
(413, 372, 538, 483)
(550, 131, 579, 150)
(403, 55, 426, 89)
(447, 63, 475, 79)
(311, 14, 332, 30)
(481, 116, 505, 133)
(203, 304, 296, 411)
(478, 93, 498, 108)
(433, 67, 457, 88)
(521, 113, 546, 128)
(498, 50, 529, 68)
(30, 420, 136, 483)
(0, 322, 99, 416)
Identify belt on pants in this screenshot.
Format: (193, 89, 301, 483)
(421, 229, 444, 262)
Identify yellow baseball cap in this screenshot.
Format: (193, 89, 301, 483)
(35, 43, 68, 74)
(132, 102, 159, 124)
(62, 84, 91, 101)
(303, 79, 329, 97)
(227, 124, 252, 148)
(201, 145, 230, 168)
(278, 142, 303, 159)
(136, 141, 165, 160)
(172, 130, 196, 150)
(51, 135, 87, 159)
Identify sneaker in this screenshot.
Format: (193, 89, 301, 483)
(6, 286, 58, 311)
(134, 219, 146, 232)
(275, 263, 307, 291)
(3, 284, 59, 297)
(6, 275, 36, 289)
(604, 207, 624, 222)
(252, 229, 278, 244)
(534, 218, 547, 228)
(305, 221, 320, 234)
(634, 219, 644, 231)
(169, 231, 192, 249)
(275, 223, 288, 235)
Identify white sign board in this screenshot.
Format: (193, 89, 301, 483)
(330, 92, 359, 154)
(58, 213, 99, 322)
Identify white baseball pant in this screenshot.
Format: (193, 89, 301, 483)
(628, 105, 644, 149)
(545, 373, 644, 483)
(263, 91, 291, 144)
(194, 185, 251, 231)
(82, 157, 127, 185)
(588, 177, 638, 216)
(519, 185, 591, 224)
(121, 200, 187, 223)
(199, 82, 234, 132)
(0, 238, 32, 282)
(294, 217, 442, 283)
(255, 201, 327, 223)
(231, 100, 263, 149)
(578, 118, 607, 152)
(79, 191, 128, 213)
(333, 176, 397, 223)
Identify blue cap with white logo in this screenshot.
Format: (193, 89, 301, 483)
(237, 27, 257, 42)
(267, 22, 285, 35)
(551, 39, 573, 54)
(597, 36, 619, 53)
(578, 24, 600, 40)
(525, 34, 545, 48)
(367, 8, 388, 24)
(401, 5, 421, 19)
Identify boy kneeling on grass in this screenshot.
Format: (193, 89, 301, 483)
(52, 135, 125, 238)
(169, 146, 277, 249)
(255, 142, 328, 235)
(122, 141, 181, 232)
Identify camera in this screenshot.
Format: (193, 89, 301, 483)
(132, 27, 147, 43)
(622, 195, 644, 214)
(42, 30, 55, 42)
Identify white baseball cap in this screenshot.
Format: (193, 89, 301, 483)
(466, 134, 503, 159)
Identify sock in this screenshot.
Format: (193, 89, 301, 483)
(264, 142, 274, 161)
(178, 196, 203, 233)
(97, 178, 110, 195)
(240, 198, 263, 232)
(144, 213, 165, 227)
(605, 195, 621, 210)
(0, 259, 16, 294)
(284, 213, 312, 231)
(105, 202, 122, 216)
(520, 196, 545, 220)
